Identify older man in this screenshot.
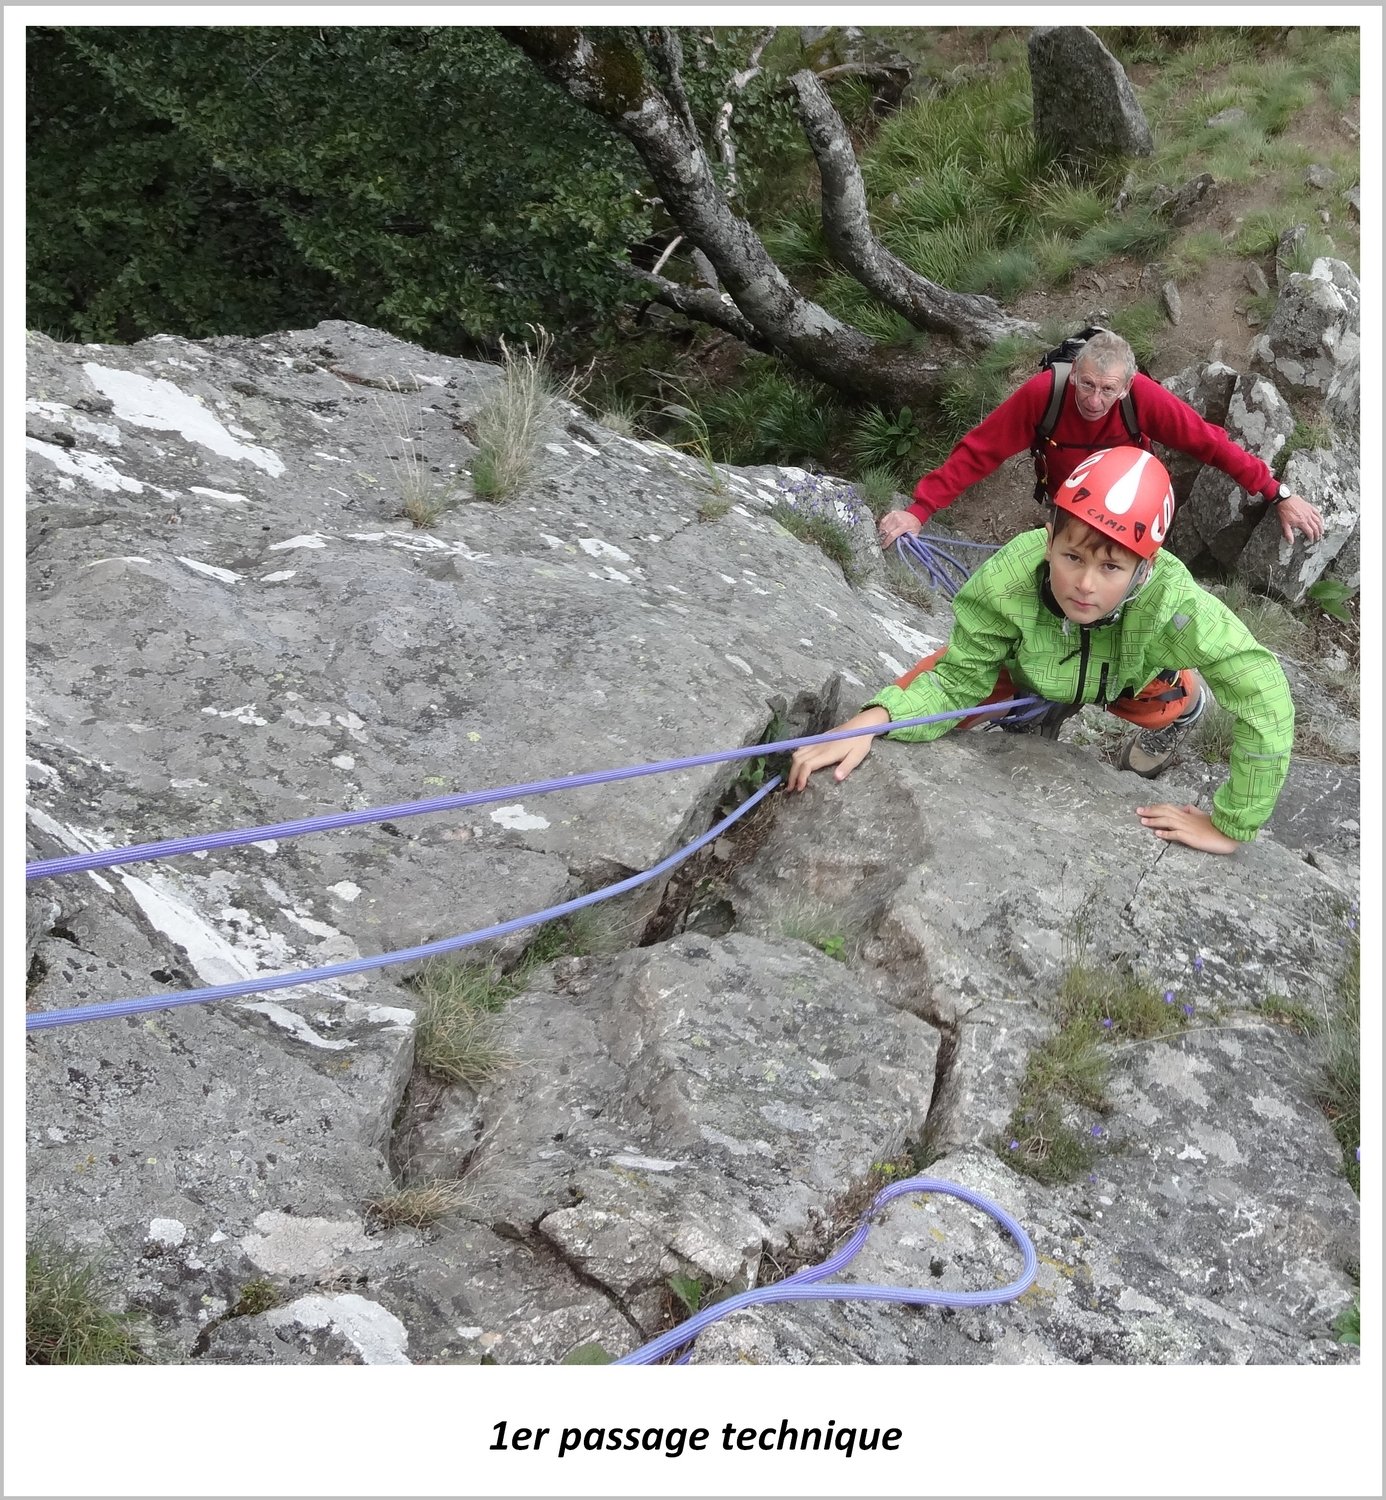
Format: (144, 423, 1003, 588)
(877, 329, 1324, 548)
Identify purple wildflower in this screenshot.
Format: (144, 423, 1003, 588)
(1183, 1002, 1195, 1017)
(1101, 1017, 1113, 1030)
(1163, 990, 1175, 1005)
(1193, 955, 1205, 974)
(1090, 1124, 1103, 1138)
(1008, 1139, 1019, 1151)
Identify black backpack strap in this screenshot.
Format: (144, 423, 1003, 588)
(1032, 362, 1071, 503)
(1118, 388, 1140, 445)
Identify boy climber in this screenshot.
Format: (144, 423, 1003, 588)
(787, 447, 1294, 855)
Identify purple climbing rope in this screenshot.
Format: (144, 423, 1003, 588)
(613, 1174, 1038, 1364)
(26, 700, 1041, 882)
(25, 775, 783, 1032)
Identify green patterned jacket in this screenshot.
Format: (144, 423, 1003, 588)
(867, 528, 1294, 842)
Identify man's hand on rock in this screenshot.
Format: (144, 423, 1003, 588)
(878, 509, 923, 550)
(1274, 492, 1325, 544)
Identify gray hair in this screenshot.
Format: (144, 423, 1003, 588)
(1074, 329, 1135, 383)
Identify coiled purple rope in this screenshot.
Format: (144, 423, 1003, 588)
(26, 700, 1040, 882)
(894, 533, 997, 599)
(613, 1174, 1038, 1364)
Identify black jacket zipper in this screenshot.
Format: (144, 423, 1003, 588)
(1071, 628, 1091, 705)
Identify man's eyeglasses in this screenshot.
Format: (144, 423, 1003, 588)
(1075, 375, 1127, 399)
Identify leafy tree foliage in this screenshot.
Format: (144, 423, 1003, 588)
(27, 26, 652, 349)
(27, 27, 338, 343)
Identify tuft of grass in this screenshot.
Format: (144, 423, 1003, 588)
(1105, 300, 1166, 369)
(697, 495, 731, 523)
(1057, 962, 1185, 1042)
(884, 555, 936, 611)
(366, 1178, 475, 1229)
(1211, 578, 1312, 655)
(470, 325, 561, 502)
(26, 1243, 147, 1364)
(521, 908, 628, 965)
(781, 910, 855, 964)
(853, 465, 902, 521)
(1274, 415, 1336, 477)
(1313, 931, 1359, 1193)
(352, 375, 463, 528)
(1259, 994, 1320, 1036)
(1232, 211, 1284, 257)
(653, 373, 729, 489)
(408, 958, 520, 1085)
(1002, 961, 1181, 1185)
(1164, 228, 1230, 282)
(406, 911, 628, 1084)
(769, 500, 859, 583)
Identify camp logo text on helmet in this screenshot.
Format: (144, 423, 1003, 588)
(1055, 446, 1175, 558)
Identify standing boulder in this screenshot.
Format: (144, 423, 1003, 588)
(1236, 349, 1360, 605)
(1028, 28, 1153, 166)
(1183, 374, 1294, 566)
(1252, 258, 1361, 394)
(1158, 361, 1238, 567)
(1234, 443, 1359, 606)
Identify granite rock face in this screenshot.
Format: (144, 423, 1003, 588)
(25, 322, 1359, 1367)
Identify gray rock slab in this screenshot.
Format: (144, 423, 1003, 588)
(26, 321, 1359, 1369)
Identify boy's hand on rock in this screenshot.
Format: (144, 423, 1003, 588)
(786, 708, 891, 793)
(1136, 803, 1239, 854)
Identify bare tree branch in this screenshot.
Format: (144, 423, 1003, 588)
(711, 27, 776, 204)
(650, 235, 684, 277)
(813, 61, 911, 87)
(629, 269, 773, 350)
(790, 68, 1040, 347)
(501, 28, 990, 405)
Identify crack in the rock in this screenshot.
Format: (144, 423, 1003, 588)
(524, 1211, 651, 1347)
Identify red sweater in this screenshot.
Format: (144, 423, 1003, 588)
(907, 369, 1283, 523)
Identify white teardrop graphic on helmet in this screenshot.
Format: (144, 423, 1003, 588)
(1062, 449, 1110, 490)
(1100, 451, 1151, 514)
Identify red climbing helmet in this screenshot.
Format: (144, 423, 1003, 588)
(1051, 446, 1175, 559)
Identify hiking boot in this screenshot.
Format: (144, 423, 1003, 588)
(1117, 682, 1207, 778)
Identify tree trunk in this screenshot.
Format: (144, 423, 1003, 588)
(502, 27, 970, 406)
(790, 69, 1039, 347)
